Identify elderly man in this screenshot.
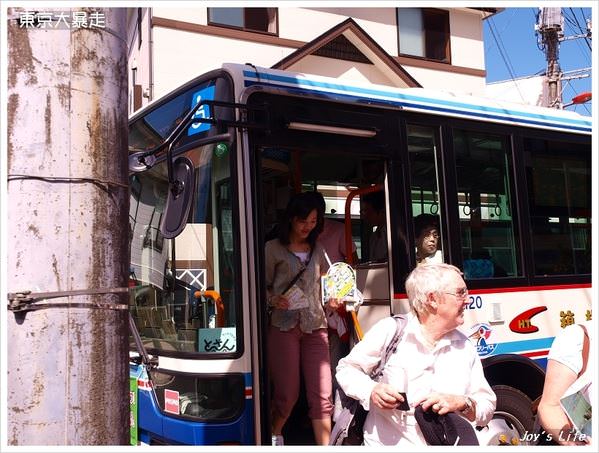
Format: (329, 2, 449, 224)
(336, 263, 496, 446)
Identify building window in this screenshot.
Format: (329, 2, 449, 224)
(208, 8, 277, 35)
(397, 8, 450, 63)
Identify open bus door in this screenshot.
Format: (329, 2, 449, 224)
(245, 90, 407, 445)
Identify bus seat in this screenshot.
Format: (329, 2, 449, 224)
(463, 259, 494, 279)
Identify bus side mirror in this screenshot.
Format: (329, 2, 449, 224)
(160, 156, 195, 239)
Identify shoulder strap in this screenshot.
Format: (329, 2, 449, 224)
(577, 324, 590, 378)
(370, 315, 408, 381)
(281, 249, 313, 294)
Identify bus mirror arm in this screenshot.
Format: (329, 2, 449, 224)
(128, 100, 266, 173)
(128, 96, 235, 173)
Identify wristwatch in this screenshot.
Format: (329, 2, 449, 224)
(462, 396, 475, 417)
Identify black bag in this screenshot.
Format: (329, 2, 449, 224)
(330, 315, 407, 446)
(414, 405, 479, 445)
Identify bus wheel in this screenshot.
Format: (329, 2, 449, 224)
(478, 385, 535, 446)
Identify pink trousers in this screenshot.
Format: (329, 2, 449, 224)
(268, 325, 334, 420)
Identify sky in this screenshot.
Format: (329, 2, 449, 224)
(483, 6, 593, 115)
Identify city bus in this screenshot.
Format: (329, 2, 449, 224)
(127, 63, 592, 445)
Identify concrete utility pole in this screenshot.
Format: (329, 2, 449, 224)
(536, 7, 564, 108)
(7, 8, 130, 445)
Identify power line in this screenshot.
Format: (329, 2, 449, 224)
(490, 18, 519, 79)
(568, 7, 592, 51)
(562, 11, 592, 65)
(577, 8, 592, 52)
(487, 17, 525, 102)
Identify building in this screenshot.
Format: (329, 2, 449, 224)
(485, 75, 549, 107)
(126, 6, 500, 113)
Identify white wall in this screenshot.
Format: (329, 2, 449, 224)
(404, 65, 486, 95)
(132, 7, 490, 106)
(287, 55, 396, 86)
(153, 7, 207, 24)
(279, 7, 399, 55)
(486, 76, 546, 106)
(152, 27, 294, 99)
(127, 8, 152, 114)
(449, 9, 485, 70)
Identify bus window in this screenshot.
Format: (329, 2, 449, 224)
(407, 125, 444, 265)
(524, 138, 591, 276)
(129, 142, 241, 356)
(453, 129, 520, 279)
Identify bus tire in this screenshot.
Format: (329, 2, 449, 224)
(487, 385, 535, 445)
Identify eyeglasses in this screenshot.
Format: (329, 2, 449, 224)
(443, 288, 469, 299)
(423, 231, 440, 240)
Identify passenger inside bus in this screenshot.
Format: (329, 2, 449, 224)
(360, 191, 387, 262)
(414, 214, 442, 266)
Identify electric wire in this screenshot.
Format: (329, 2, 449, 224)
(568, 7, 592, 51)
(489, 18, 519, 80)
(564, 13, 591, 67)
(487, 17, 525, 103)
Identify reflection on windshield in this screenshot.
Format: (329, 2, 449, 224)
(129, 80, 217, 153)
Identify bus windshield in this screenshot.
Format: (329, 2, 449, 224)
(129, 140, 240, 357)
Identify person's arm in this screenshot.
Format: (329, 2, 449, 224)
(462, 351, 497, 425)
(336, 317, 397, 410)
(264, 242, 289, 310)
(538, 359, 582, 445)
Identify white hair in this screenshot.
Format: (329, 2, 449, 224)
(405, 263, 463, 315)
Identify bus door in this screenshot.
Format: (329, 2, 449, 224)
(245, 91, 401, 445)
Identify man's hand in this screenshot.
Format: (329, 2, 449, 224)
(370, 383, 405, 410)
(416, 393, 467, 415)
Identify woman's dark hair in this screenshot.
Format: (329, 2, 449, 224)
(278, 192, 324, 247)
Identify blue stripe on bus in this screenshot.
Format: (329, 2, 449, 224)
(244, 81, 590, 133)
(243, 71, 591, 128)
(242, 73, 591, 133)
(489, 336, 554, 356)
